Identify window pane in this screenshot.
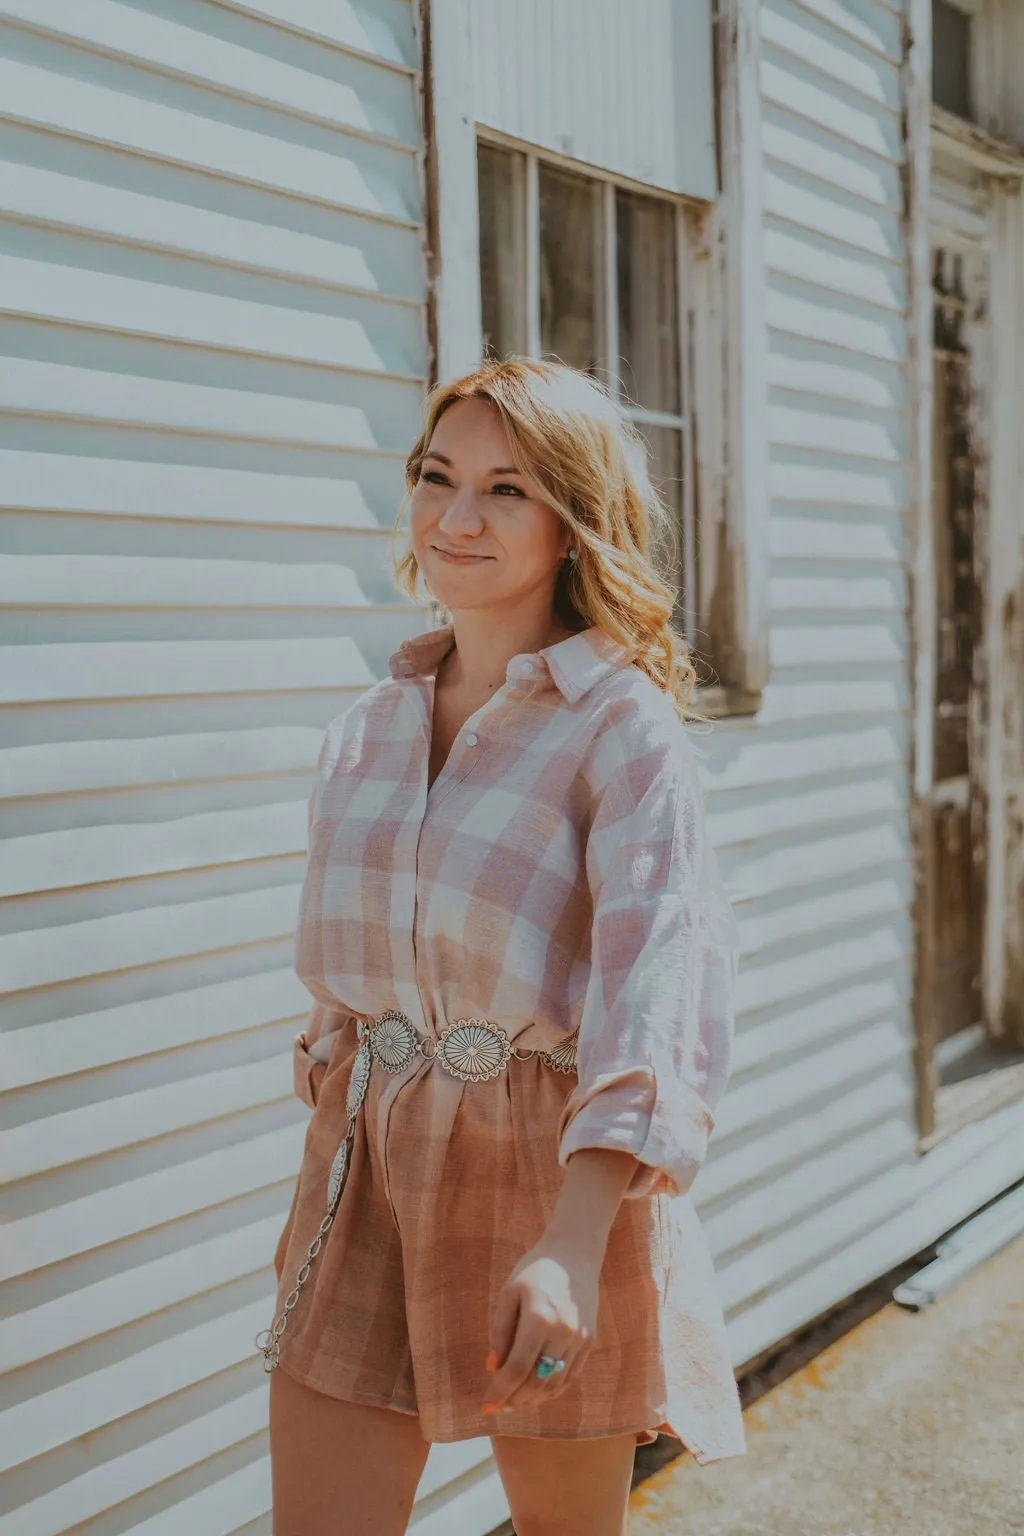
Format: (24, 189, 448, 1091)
(932, 1, 972, 120)
(638, 425, 685, 603)
(478, 144, 527, 358)
(617, 190, 680, 413)
(538, 165, 604, 373)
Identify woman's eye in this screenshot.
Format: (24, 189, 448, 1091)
(420, 470, 451, 486)
(491, 482, 525, 497)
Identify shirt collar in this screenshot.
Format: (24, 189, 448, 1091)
(388, 623, 631, 702)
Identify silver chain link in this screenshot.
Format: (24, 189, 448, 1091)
(256, 1017, 578, 1372)
(255, 1045, 369, 1372)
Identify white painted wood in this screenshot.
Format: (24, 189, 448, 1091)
(214, 0, 418, 68)
(0, 638, 373, 704)
(0, 885, 302, 994)
(427, 0, 483, 381)
(720, 0, 773, 695)
(470, 0, 716, 199)
(0, 256, 412, 377)
(2, 1124, 306, 1281)
(0, 59, 419, 220)
(1, 554, 371, 609)
(754, 674, 910, 724)
(724, 1095, 1024, 1369)
(119, 1462, 271, 1536)
(0, 7, 431, 1533)
(0, 161, 414, 296)
(2, 0, 417, 141)
(760, 3, 902, 108)
(760, 55, 902, 159)
(2, 971, 307, 1089)
(769, 455, 906, 507)
(0, 730, 321, 801)
(763, 168, 904, 260)
(763, 109, 903, 206)
(785, 0, 902, 59)
(3, 1058, 291, 1179)
(0, 801, 306, 897)
(3, 1301, 267, 1482)
(0, 358, 416, 449)
(0, 1389, 267, 1536)
(0, 1218, 286, 1371)
(703, 1068, 910, 1210)
(0, 452, 383, 528)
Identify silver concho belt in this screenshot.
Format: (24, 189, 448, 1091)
(256, 1011, 579, 1371)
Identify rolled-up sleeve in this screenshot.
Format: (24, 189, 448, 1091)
(556, 700, 739, 1200)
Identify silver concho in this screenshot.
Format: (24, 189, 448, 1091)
(326, 1138, 349, 1212)
(435, 1019, 513, 1082)
(540, 1028, 580, 1075)
(368, 1010, 418, 1073)
(345, 1042, 372, 1118)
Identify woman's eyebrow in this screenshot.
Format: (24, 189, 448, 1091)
(422, 451, 524, 476)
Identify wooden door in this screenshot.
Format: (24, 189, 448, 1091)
(928, 243, 988, 1051)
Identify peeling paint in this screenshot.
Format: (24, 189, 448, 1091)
(999, 581, 1024, 1044)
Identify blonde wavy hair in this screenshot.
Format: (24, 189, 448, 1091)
(393, 357, 696, 716)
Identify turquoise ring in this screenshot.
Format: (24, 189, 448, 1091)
(535, 1354, 567, 1380)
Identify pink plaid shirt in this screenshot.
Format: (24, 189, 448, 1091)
(296, 623, 739, 1202)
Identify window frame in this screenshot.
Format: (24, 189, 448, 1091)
(423, 0, 768, 716)
(477, 131, 699, 636)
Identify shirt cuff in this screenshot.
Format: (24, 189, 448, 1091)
(293, 1031, 327, 1110)
(556, 1065, 715, 1200)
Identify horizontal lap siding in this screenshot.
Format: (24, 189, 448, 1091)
(695, 0, 917, 1369)
(0, 3, 434, 1532)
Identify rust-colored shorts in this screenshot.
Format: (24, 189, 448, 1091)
(272, 1017, 677, 1446)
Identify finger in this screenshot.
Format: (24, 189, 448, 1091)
(516, 1332, 594, 1410)
(501, 1339, 585, 1411)
(498, 1329, 588, 1412)
(484, 1311, 551, 1411)
(486, 1286, 521, 1377)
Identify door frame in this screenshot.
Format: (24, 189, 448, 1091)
(905, 0, 1024, 1140)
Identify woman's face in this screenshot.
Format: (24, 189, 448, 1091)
(409, 397, 571, 616)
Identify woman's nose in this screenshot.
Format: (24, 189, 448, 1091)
(438, 488, 484, 534)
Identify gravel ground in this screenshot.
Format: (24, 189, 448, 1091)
(628, 1230, 1024, 1536)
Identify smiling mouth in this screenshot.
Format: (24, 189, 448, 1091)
(432, 546, 494, 563)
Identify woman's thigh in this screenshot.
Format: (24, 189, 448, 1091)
(269, 1367, 431, 1536)
(489, 1430, 636, 1536)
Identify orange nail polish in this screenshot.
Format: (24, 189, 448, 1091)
(485, 1350, 500, 1372)
(482, 1403, 499, 1414)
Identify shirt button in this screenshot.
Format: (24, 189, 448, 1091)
(465, 731, 479, 747)
(520, 661, 535, 675)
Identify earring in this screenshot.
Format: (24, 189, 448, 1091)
(566, 547, 578, 563)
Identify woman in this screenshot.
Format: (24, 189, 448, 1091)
(261, 359, 746, 1535)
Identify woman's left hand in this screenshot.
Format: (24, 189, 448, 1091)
(482, 1238, 600, 1416)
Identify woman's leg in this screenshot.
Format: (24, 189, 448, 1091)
(269, 1367, 431, 1536)
(489, 1430, 637, 1536)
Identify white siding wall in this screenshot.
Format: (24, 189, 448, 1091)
(470, 0, 717, 199)
(700, 0, 1024, 1377)
(0, 3, 432, 1532)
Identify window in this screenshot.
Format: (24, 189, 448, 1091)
(476, 140, 695, 630)
(932, 0, 973, 120)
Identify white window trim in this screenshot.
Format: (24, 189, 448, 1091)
(477, 132, 697, 633)
(423, 0, 770, 711)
